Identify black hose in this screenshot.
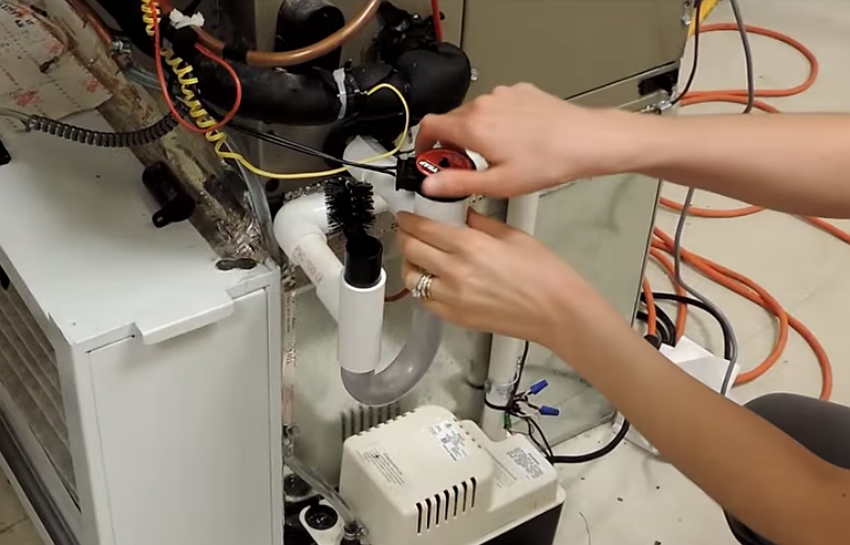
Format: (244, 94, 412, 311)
(23, 113, 178, 147)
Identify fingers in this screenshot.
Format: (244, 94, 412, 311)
(396, 212, 463, 252)
(421, 166, 515, 199)
(466, 209, 522, 239)
(415, 108, 471, 155)
(402, 261, 449, 302)
(396, 231, 451, 276)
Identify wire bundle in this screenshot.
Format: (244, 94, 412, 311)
(141, 0, 410, 180)
(646, 17, 834, 402)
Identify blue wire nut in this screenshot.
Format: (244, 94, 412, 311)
(528, 380, 549, 395)
(539, 405, 560, 417)
(540, 405, 561, 416)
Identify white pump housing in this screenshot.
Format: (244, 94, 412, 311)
(339, 406, 566, 545)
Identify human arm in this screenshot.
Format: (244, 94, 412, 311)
(417, 84, 850, 218)
(396, 210, 850, 545)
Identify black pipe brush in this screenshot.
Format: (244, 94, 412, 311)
(325, 177, 383, 289)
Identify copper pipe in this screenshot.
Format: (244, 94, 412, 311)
(159, 0, 381, 68)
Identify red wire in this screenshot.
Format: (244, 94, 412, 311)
(431, 0, 444, 41)
(385, 288, 410, 303)
(194, 44, 243, 129)
(151, 2, 242, 134)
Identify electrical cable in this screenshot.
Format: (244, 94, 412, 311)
(226, 121, 398, 175)
(647, 228, 833, 400)
(548, 421, 631, 465)
(669, 0, 744, 372)
(669, 0, 703, 106)
(545, 333, 663, 465)
(430, 0, 444, 41)
(385, 289, 410, 303)
(214, 83, 410, 180)
(143, 0, 411, 181)
(0, 108, 179, 147)
(646, 293, 732, 360)
(653, 303, 678, 346)
(145, 0, 243, 135)
(646, 12, 834, 400)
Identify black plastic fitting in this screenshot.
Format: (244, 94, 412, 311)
(344, 235, 384, 289)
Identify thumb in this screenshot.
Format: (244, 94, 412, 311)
(422, 166, 513, 198)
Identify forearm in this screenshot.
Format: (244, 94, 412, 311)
(551, 287, 850, 545)
(619, 113, 850, 218)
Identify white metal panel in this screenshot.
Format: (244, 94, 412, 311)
(0, 111, 267, 349)
(84, 289, 279, 545)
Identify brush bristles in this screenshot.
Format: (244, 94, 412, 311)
(325, 177, 376, 239)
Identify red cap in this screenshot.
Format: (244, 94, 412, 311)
(415, 149, 474, 177)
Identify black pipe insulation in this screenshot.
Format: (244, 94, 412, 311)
(90, 0, 471, 127)
(179, 47, 348, 125)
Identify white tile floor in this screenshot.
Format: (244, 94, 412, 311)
(2, 0, 850, 543)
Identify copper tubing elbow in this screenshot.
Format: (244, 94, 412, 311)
(159, 0, 381, 68)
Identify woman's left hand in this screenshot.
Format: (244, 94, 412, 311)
(396, 209, 592, 347)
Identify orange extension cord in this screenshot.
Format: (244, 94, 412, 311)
(645, 22, 834, 400)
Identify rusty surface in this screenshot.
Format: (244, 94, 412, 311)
(30, 0, 267, 260)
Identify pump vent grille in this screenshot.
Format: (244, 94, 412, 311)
(341, 403, 401, 441)
(0, 283, 76, 497)
(415, 477, 478, 534)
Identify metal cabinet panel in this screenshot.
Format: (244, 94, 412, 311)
(462, 0, 690, 99)
(86, 289, 279, 545)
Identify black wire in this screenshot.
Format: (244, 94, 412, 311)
(226, 121, 398, 175)
(524, 415, 554, 459)
(636, 311, 672, 346)
(645, 293, 734, 363)
(670, 0, 703, 106)
(648, 293, 736, 394)
(548, 421, 631, 465)
(544, 334, 664, 465)
(512, 341, 531, 398)
(636, 303, 677, 347)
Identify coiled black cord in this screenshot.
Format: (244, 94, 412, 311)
(23, 113, 178, 147)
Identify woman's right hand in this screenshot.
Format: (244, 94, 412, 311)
(416, 83, 645, 198)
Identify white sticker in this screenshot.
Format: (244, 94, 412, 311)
(359, 446, 405, 487)
(506, 446, 544, 481)
(488, 452, 519, 489)
(429, 421, 468, 461)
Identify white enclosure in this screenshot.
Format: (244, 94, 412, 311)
(0, 113, 283, 545)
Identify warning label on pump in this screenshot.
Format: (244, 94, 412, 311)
(507, 446, 544, 480)
(429, 421, 468, 461)
(359, 447, 405, 487)
(490, 445, 545, 489)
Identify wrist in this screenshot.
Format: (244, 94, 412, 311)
(539, 270, 634, 366)
(557, 106, 675, 178)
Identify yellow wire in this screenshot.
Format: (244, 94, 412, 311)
(141, 0, 409, 181)
(215, 83, 410, 180)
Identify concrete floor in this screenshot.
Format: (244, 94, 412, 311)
(2, 0, 850, 543)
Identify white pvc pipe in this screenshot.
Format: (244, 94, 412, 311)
(275, 138, 469, 407)
(338, 271, 387, 374)
(481, 193, 541, 440)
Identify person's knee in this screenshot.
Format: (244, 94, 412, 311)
(744, 392, 804, 420)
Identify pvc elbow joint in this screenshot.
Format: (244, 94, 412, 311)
(274, 137, 471, 407)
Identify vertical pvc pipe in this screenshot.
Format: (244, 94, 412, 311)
(481, 193, 541, 440)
